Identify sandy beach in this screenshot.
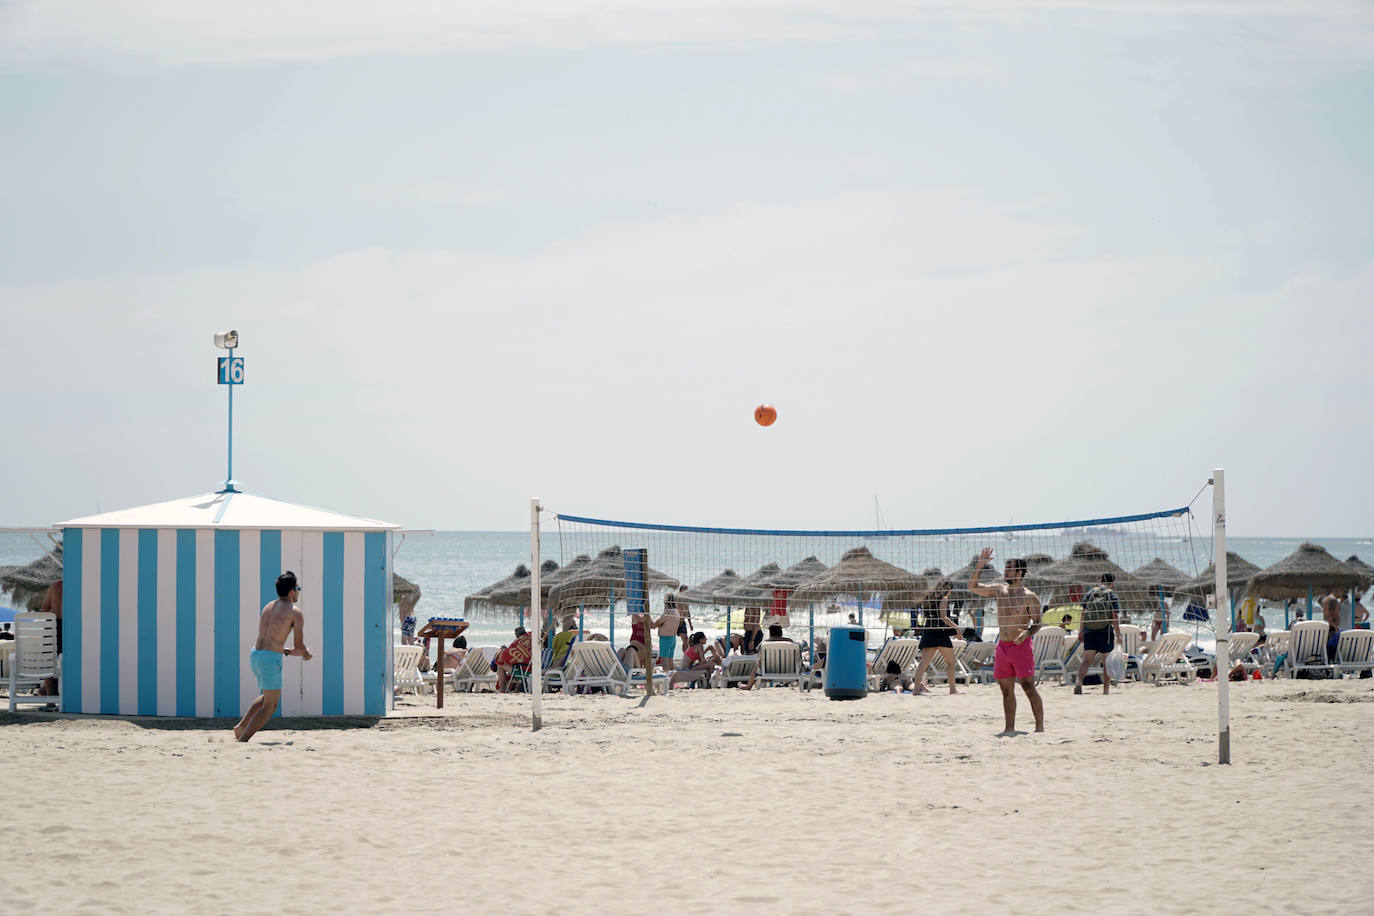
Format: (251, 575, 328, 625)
(4, 679, 1372, 915)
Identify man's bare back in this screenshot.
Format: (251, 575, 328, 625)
(255, 598, 308, 657)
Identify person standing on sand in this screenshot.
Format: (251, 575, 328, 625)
(968, 547, 1044, 735)
(36, 579, 63, 701)
(1073, 573, 1123, 696)
(655, 594, 682, 674)
(234, 572, 312, 743)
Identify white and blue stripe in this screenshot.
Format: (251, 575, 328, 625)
(61, 527, 390, 717)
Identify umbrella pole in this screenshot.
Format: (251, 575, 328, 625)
(1157, 586, 1167, 635)
(809, 604, 815, 669)
(578, 603, 584, 643)
(519, 606, 525, 629)
(609, 588, 615, 650)
(857, 591, 864, 628)
(1284, 599, 1290, 629)
(725, 605, 731, 655)
(1307, 584, 1313, 621)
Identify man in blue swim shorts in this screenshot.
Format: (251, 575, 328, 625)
(234, 571, 313, 742)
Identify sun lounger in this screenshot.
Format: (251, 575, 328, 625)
(1284, 621, 1335, 679)
(752, 641, 807, 691)
(865, 637, 920, 691)
(1137, 632, 1195, 685)
(7, 612, 61, 712)
(1225, 632, 1261, 677)
(1259, 630, 1289, 676)
(393, 645, 428, 695)
(958, 641, 996, 683)
(1334, 629, 1374, 678)
(1118, 624, 1143, 656)
(710, 654, 758, 689)
(1031, 626, 1068, 684)
(451, 646, 500, 692)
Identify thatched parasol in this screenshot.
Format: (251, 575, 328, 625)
(463, 563, 531, 615)
(1, 543, 63, 611)
(731, 556, 829, 603)
(679, 568, 743, 607)
(515, 555, 590, 608)
(1131, 558, 1190, 593)
(392, 573, 422, 616)
(491, 559, 560, 607)
(1025, 542, 1148, 611)
(721, 562, 783, 605)
(791, 546, 929, 608)
(1179, 552, 1261, 597)
(1244, 543, 1372, 600)
(546, 545, 680, 613)
(1345, 556, 1374, 591)
(946, 554, 1004, 602)
(1023, 553, 1054, 572)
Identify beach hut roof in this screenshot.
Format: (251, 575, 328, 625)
(1245, 543, 1373, 600)
(1, 542, 62, 611)
(57, 491, 398, 531)
(1130, 558, 1191, 592)
(546, 545, 680, 611)
(679, 568, 743, 606)
(791, 546, 928, 605)
(1179, 552, 1261, 596)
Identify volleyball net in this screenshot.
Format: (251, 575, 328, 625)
(542, 502, 1213, 655)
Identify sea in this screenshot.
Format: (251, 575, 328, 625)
(8, 530, 1368, 653)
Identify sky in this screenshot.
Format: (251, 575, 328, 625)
(1, 1, 1371, 536)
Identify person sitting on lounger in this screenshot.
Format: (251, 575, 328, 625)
(743, 626, 794, 689)
(672, 631, 722, 686)
(551, 618, 578, 667)
(1322, 594, 1344, 663)
(495, 626, 533, 692)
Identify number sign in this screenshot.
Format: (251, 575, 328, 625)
(217, 357, 245, 385)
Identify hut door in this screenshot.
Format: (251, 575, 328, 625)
(278, 532, 307, 717)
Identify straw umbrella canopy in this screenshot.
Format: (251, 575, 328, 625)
(392, 573, 422, 617)
(1131, 558, 1190, 593)
(791, 546, 929, 610)
(1, 542, 63, 611)
(491, 559, 560, 608)
(514, 555, 590, 610)
(679, 568, 743, 607)
(463, 563, 531, 616)
(1025, 541, 1147, 611)
(1179, 552, 1261, 597)
(947, 554, 1004, 602)
(1023, 553, 1054, 573)
(545, 545, 680, 613)
(733, 556, 828, 603)
(1244, 543, 1372, 601)
(721, 562, 783, 605)
(1345, 556, 1374, 593)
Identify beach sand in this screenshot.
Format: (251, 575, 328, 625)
(3, 679, 1372, 915)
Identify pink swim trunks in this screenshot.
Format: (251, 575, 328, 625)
(993, 638, 1034, 680)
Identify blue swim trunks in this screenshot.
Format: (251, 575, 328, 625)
(249, 649, 283, 691)
(658, 635, 677, 660)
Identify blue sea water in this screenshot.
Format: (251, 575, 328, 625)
(5, 530, 1371, 650)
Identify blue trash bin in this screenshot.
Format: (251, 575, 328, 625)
(824, 625, 868, 700)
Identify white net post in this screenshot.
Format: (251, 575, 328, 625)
(531, 497, 543, 732)
(1213, 469, 1230, 765)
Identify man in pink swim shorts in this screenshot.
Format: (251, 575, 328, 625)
(967, 547, 1045, 735)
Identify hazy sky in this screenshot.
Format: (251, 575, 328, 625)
(2, 2, 1371, 536)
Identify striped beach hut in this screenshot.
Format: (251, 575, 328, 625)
(57, 490, 399, 718)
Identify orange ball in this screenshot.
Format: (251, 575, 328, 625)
(754, 403, 777, 426)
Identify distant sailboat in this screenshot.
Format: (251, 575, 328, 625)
(867, 496, 890, 539)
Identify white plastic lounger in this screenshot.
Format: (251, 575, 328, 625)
(1137, 632, 1195, 685)
(926, 638, 972, 686)
(1284, 621, 1334, 680)
(1226, 632, 1261, 677)
(1031, 626, 1068, 684)
(1334, 629, 1374, 678)
(393, 645, 427, 695)
(7, 612, 61, 712)
(865, 637, 920, 691)
(958, 641, 996, 683)
(1118, 624, 1143, 657)
(711, 654, 758, 689)
(562, 642, 628, 695)
(752, 641, 807, 692)
(451, 646, 500, 693)
(1260, 630, 1289, 676)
